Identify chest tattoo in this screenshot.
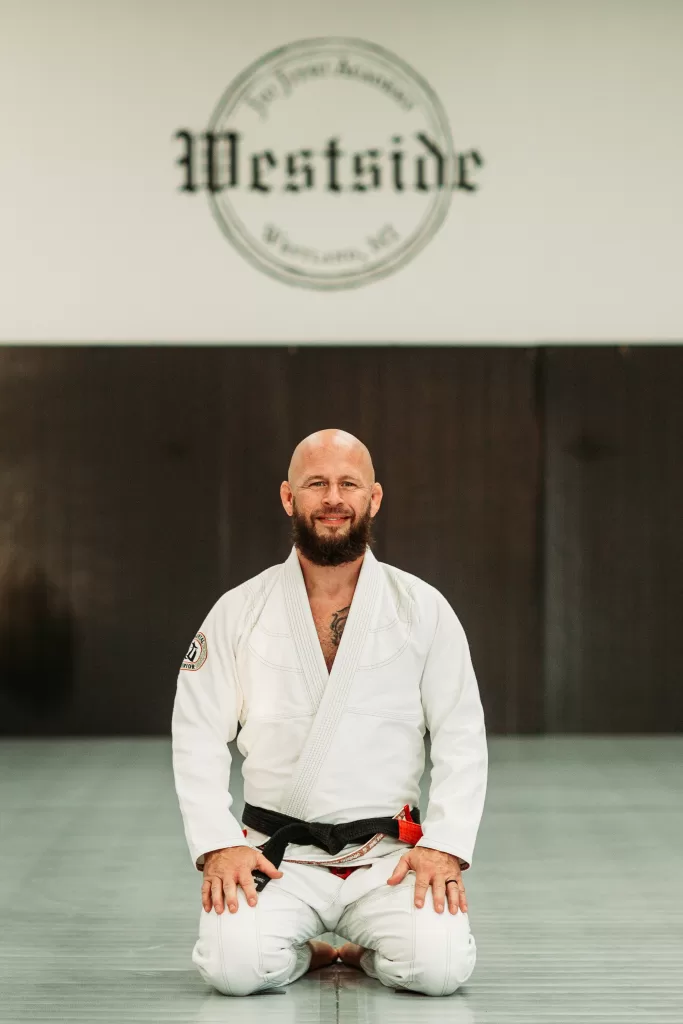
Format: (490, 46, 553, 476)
(330, 605, 351, 647)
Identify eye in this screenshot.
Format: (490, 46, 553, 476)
(310, 481, 325, 487)
(342, 482, 357, 487)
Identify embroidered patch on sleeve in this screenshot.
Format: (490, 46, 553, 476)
(181, 631, 208, 671)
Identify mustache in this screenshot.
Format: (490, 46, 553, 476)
(313, 508, 354, 518)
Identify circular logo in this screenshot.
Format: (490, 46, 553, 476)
(206, 37, 454, 290)
(181, 631, 208, 672)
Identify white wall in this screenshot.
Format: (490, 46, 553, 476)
(1, 0, 681, 343)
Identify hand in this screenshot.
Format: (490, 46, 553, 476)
(387, 847, 468, 915)
(201, 846, 283, 915)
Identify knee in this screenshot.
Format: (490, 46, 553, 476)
(192, 907, 308, 997)
(415, 913, 477, 996)
(377, 916, 477, 997)
(197, 958, 260, 998)
(192, 911, 259, 996)
(414, 929, 477, 996)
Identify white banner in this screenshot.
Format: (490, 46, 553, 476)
(1, 0, 681, 343)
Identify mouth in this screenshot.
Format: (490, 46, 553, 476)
(316, 515, 351, 526)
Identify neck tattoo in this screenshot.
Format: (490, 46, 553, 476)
(330, 606, 350, 647)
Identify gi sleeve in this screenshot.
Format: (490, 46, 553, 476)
(171, 590, 250, 871)
(416, 589, 488, 871)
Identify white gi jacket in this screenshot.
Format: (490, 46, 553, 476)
(172, 547, 488, 873)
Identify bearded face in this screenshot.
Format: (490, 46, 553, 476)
(290, 496, 374, 566)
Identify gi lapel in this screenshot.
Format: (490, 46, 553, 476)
(281, 545, 381, 819)
(282, 545, 328, 710)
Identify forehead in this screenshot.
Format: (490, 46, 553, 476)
(296, 444, 368, 478)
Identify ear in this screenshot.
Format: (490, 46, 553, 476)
(370, 481, 383, 517)
(280, 480, 294, 516)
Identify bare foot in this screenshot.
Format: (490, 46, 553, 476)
(307, 940, 339, 972)
(336, 941, 367, 970)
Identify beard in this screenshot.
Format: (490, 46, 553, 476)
(291, 498, 375, 567)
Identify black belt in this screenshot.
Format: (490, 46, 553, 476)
(242, 802, 422, 891)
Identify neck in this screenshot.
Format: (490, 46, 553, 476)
(296, 548, 365, 599)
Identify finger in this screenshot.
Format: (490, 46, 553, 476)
(413, 872, 431, 908)
(256, 854, 283, 879)
(387, 856, 410, 885)
(211, 876, 226, 915)
(446, 880, 460, 915)
(460, 885, 468, 915)
(201, 878, 213, 913)
(431, 875, 447, 914)
(239, 869, 259, 908)
(223, 876, 238, 914)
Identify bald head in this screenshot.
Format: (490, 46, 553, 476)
(280, 429, 383, 551)
(287, 429, 375, 486)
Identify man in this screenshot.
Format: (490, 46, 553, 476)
(172, 429, 488, 997)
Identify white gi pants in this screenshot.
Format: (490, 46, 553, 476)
(192, 850, 477, 997)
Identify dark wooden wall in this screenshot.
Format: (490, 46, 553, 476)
(0, 345, 680, 735)
(544, 348, 683, 732)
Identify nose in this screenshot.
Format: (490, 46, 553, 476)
(323, 483, 344, 506)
